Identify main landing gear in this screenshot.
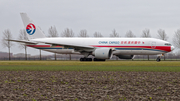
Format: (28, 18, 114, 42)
(80, 58, 92, 61)
(93, 58, 106, 61)
(80, 58, 105, 61)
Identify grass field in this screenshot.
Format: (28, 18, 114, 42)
(0, 61, 180, 72)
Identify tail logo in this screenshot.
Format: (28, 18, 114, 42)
(26, 23, 36, 35)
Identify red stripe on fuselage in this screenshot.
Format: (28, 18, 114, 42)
(26, 45, 171, 52)
(91, 45, 171, 52)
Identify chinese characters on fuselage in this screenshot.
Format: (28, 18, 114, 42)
(99, 41, 144, 44)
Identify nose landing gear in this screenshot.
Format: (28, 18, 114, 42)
(156, 54, 163, 62)
(156, 56, 161, 62)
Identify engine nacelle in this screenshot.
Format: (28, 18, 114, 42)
(117, 55, 134, 59)
(93, 48, 113, 59)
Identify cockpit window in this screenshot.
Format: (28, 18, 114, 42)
(165, 43, 171, 46)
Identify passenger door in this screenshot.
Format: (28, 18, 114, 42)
(151, 41, 156, 49)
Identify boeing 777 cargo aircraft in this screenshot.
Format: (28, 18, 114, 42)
(9, 13, 174, 62)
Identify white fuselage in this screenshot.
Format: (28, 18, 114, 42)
(27, 37, 173, 55)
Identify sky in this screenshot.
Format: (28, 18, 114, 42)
(0, 0, 180, 55)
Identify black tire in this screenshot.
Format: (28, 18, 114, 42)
(80, 58, 83, 61)
(156, 58, 161, 62)
(80, 58, 92, 61)
(93, 58, 97, 61)
(88, 58, 92, 61)
(100, 59, 105, 61)
(94, 58, 105, 61)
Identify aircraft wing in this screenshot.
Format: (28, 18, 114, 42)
(8, 39, 94, 50)
(7, 39, 37, 44)
(43, 41, 94, 49)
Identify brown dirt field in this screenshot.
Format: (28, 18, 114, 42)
(0, 71, 179, 101)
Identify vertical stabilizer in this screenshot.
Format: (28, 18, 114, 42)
(20, 13, 46, 39)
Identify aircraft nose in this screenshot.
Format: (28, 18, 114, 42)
(171, 46, 175, 51)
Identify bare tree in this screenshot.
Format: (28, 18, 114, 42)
(125, 30, 136, 38)
(94, 32, 103, 37)
(61, 28, 75, 60)
(110, 29, 119, 37)
(78, 29, 89, 37)
(157, 29, 168, 41)
(48, 26, 59, 37)
(1, 29, 14, 60)
(18, 29, 29, 60)
(61, 28, 74, 37)
(157, 29, 168, 60)
(110, 29, 119, 60)
(141, 29, 151, 60)
(48, 26, 59, 60)
(173, 29, 180, 49)
(142, 29, 151, 38)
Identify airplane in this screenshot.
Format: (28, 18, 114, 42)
(9, 13, 175, 62)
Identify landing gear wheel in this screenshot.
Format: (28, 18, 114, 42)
(80, 58, 83, 61)
(80, 58, 92, 61)
(156, 57, 161, 62)
(88, 58, 92, 61)
(93, 58, 106, 61)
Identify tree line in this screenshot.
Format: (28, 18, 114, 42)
(1, 27, 180, 60)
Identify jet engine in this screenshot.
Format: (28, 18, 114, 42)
(117, 55, 134, 59)
(92, 48, 113, 59)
